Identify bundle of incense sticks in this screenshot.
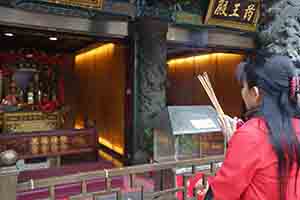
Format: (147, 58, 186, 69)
(197, 72, 233, 146)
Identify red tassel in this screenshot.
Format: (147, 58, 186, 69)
(290, 77, 297, 99)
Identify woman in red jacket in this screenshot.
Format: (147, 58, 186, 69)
(205, 53, 300, 200)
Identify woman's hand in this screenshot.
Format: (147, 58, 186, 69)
(219, 115, 243, 141)
(195, 177, 210, 198)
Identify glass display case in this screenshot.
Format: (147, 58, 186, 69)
(153, 105, 224, 162)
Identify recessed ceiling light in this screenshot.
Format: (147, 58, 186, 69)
(49, 37, 58, 41)
(4, 33, 14, 37)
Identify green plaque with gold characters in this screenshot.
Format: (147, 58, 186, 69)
(46, 0, 103, 9)
(205, 0, 260, 32)
(175, 11, 203, 26)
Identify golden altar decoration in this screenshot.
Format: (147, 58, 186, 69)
(2, 111, 61, 133)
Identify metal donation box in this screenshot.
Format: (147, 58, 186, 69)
(153, 106, 224, 162)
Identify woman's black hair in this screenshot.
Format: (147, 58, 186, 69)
(237, 52, 300, 199)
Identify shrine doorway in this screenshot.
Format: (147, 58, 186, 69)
(0, 22, 130, 165)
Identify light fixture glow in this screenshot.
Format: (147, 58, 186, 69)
(167, 53, 243, 66)
(75, 43, 115, 61)
(49, 37, 58, 41)
(4, 33, 14, 37)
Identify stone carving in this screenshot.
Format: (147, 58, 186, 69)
(131, 19, 168, 162)
(136, 20, 168, 126)
(259, 0, 300, 60)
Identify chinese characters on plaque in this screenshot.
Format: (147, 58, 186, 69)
(205, 0, 260, 31)
(46, 0, 103, 9)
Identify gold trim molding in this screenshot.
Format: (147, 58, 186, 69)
(47, 0, 103, 9)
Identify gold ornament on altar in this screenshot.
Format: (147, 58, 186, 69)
(60, 143, 69, 151)
(60, 136, 68, 144)
(30, 137, 39, 145)
(50, 136, 59, 144)
(31, 145, 39, 155)
(41, 144, 49, 154)
(2, 79, 19, 106)
(41, 137, 49, 145)
(50, 144, 59, 153)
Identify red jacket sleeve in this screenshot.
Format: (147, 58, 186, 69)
(208, 128, 263, 200)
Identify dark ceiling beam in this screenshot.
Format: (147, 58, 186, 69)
(167, 25, 207, 47)
(167, 24, 256, 50)
(0, 6, 128, 38)
(207, 29, 255, 50)
(0, 1, 11, 7)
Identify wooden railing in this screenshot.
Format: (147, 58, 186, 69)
(0, 153, 224, 200)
